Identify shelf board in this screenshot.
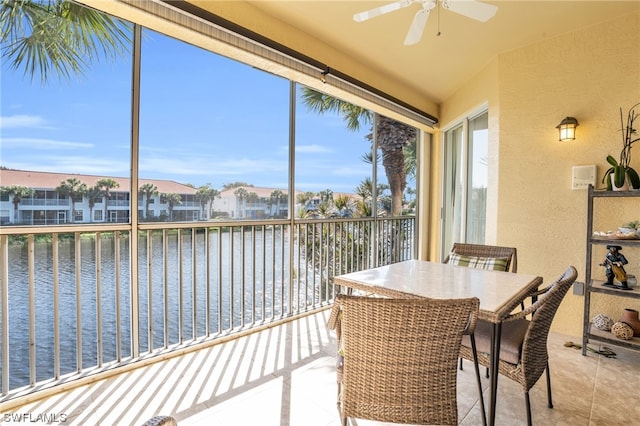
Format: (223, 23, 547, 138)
(590, 188, 640, 197)
(587, 324, 640, 351)
(590, 238, 640, 247)
(588, 280, 640, 299)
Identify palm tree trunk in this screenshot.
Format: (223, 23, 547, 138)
(381, 147, 406, 216)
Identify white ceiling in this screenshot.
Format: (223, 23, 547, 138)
(241, 1, 638, 105)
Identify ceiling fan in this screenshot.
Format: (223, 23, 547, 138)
(353, 0, 498, 46)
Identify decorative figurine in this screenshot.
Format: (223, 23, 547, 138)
(600, 245, 631, 290)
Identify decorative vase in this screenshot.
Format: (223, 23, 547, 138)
(610, 174, 629, 191)
(619, 308, 640, 337)
(612, 322, 634, 340)
(593, 313, 614, 331)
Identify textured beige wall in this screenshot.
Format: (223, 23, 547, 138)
(439, 12, 640, 337)
(425, 60, 500, 260)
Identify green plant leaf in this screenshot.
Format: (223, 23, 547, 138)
(626, 167, 640, 189)
(614, 166, 626, 187)
(602, 167, 614, 186)
(606, 155, 619, 167)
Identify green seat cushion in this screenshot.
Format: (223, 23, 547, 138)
(448, 252, 509, 272)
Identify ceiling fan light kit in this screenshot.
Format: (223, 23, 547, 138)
(354, 0, 498, 45)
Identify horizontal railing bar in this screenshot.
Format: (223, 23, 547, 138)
(0, 215, 410, 235)
(137, 219, 292, 230)
(0, 223, 131, 235)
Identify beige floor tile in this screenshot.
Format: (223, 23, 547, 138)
(3, 312, 639, 426)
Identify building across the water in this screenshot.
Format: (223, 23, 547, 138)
(0, 169, 200, 225)
(0, 169, 359, 225)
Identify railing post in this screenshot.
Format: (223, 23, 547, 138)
(2, 235, 9, 395)
(129, 23, 142, 359)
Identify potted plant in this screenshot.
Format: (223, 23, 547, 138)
(603, 103, 640, 190)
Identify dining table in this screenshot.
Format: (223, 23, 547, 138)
(333, 259, 543, 426)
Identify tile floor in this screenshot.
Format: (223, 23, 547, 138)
(2, 309, 639, 426)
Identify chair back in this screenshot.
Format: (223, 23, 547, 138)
(520, 266, 577, 390)
(337, 294, 479, 425)
(444, 243, 518, 272)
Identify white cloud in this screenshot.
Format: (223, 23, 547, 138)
(295, 144, 332, 153)
(1, 115, 50, 129)
(4, 156, 129, 176)
(1, 137, 93, 149)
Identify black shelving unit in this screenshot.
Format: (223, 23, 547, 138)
(582, 185, 640, 355)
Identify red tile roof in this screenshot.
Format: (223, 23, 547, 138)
(0, 169, 197, 195)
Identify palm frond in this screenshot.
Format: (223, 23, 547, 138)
(300, 87, 371, 131)
(1, 0, 131, 83)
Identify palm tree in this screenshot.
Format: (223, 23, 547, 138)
(319, 189, 334, 205)
(334, 194, 353, 218)
(223, 182, 252, 190)
(233, 187, 248, 218)
(83, 185, 103, 222)
(333, 195, 349, 210)
(376, 115, 417, 215)
(139, 182, 158, 220)
(316, 202, 332, 217)
(405, 186, 416, 212)
(1, 0, 130, 83)
(356, 177, 387, 204)
(269, 189, 285, 217)
(96, 178, 119, 222)
(296, 192, 313, 204)
(195, 185, 210, 219)
(195, 184, 219, 220)
(55, 177, 85, 223)
(355, 198, 372, 218)
(246, 192, 260, 218)
(404, 139, 417, 180)
(0, 185, 35, 224)
(301, 88, 417, 216)
(207, 188, 220, 218)
(161, 193, 182, 221)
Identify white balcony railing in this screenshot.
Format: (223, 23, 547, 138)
(0, 216, 415, 402)
(19, 199, 70, 207)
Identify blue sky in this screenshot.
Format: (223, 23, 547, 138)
(1, 27, 378, 194)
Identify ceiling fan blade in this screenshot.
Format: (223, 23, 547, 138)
(403, 8, 430, 45)
(353, 0, 414, 22)
(441, 0, 498, 22)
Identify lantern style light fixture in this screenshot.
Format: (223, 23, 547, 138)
(556, 117, 579, 141)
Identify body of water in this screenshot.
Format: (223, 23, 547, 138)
(1, 228, 311, 391)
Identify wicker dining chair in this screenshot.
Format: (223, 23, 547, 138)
(140, 415, 177, 426)
(444, 243, 526, 374)
(443, 243, 518, 273)
(334, 294, 484, 426)
(458, 266, 578, 426)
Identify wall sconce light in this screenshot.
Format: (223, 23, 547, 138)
(556, 117, 579, 141)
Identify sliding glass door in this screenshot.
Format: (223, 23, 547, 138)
(441, 111, 488, 258)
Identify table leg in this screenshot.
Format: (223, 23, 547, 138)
(489, 322, 502, 426)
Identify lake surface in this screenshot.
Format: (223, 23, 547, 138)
(2, 228, 310, 391)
